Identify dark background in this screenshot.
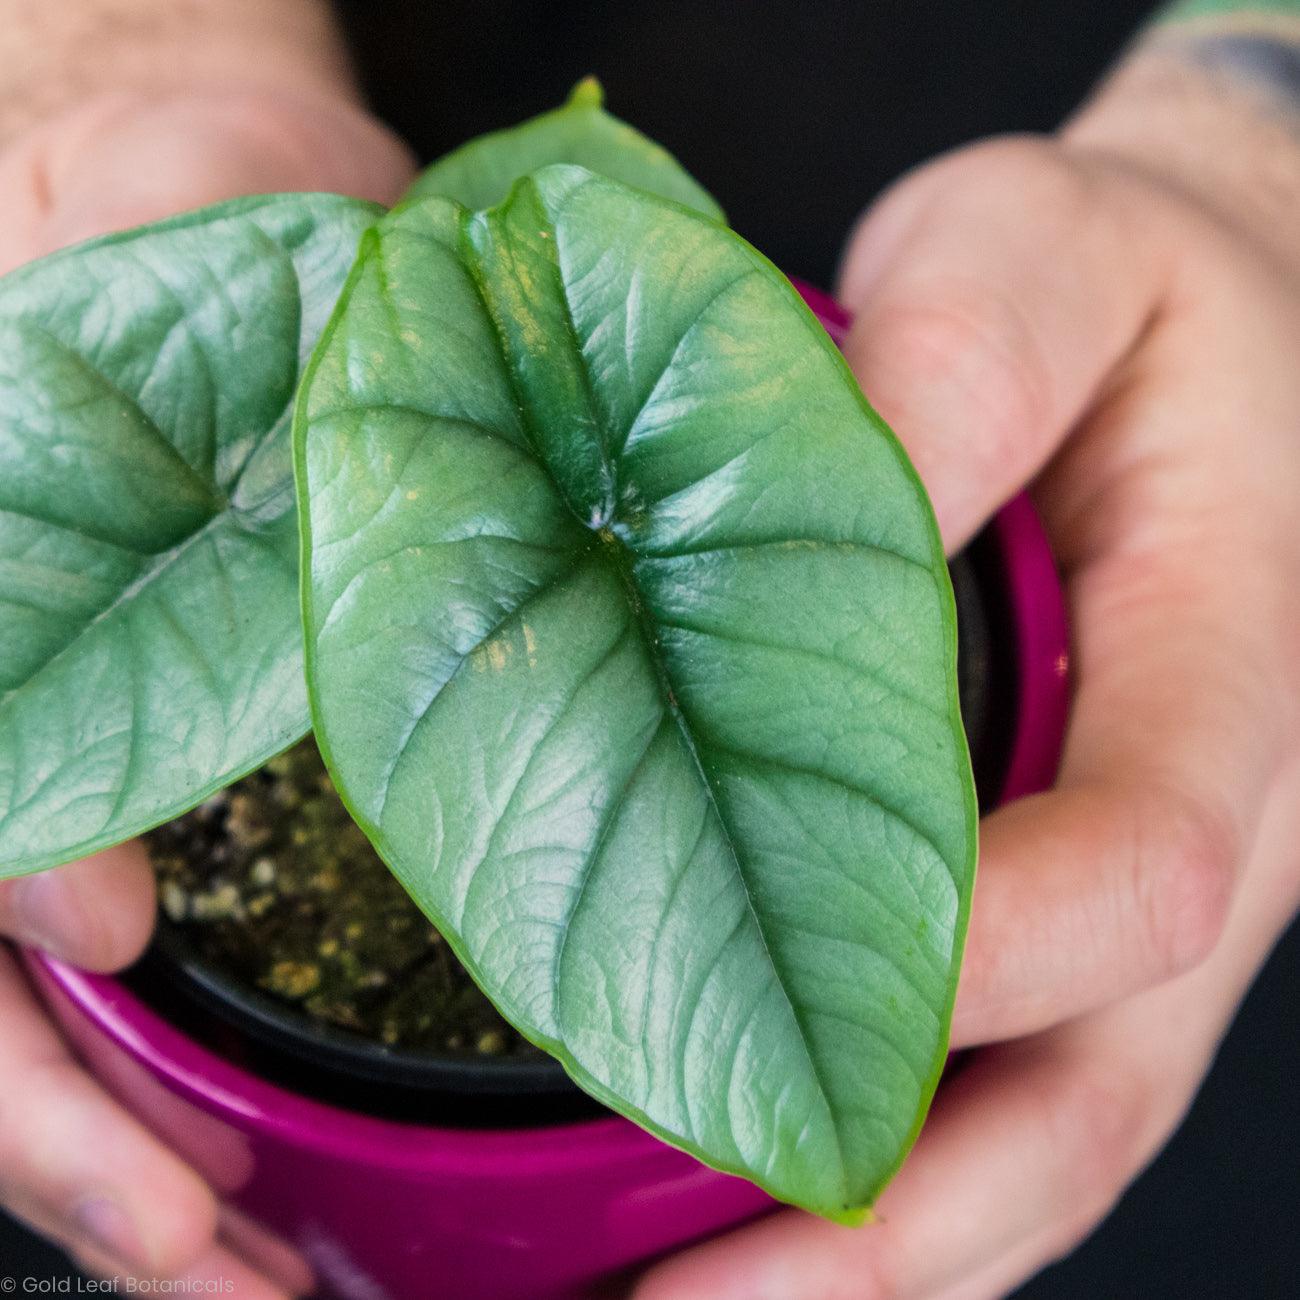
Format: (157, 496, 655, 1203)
(5, 2, 1299, 1296)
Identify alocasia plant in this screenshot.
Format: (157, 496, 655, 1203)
(0, 92, 977, 1223)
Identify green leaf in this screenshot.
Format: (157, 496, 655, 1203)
(0, 193, 379, 878)
(403, 78, 723, 220)
(297, 167, 975, 1220)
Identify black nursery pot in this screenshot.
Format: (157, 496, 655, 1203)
(123, 529, 1022, 1129)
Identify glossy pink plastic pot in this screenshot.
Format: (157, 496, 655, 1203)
(23, 287, 1070, 1300)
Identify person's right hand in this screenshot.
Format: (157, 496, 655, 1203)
(637, 21, 1300, 1300)
(0, 83, 412, 1296)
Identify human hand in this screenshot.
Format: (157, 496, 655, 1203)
(0, 16, 413, 1288)
(0, 845, 318, 1293)
(637, 17, 1300, 1300)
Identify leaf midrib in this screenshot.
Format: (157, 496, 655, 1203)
(456, 209, 617, 530)
(597, 529, 850, 1192)
(5, 318, 228, 524)
(0, 442, 293, 713)
(436, 186, 855, 1189)
(0, 301, 304, 709)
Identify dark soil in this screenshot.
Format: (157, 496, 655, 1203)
(145, 740, 533, 1058)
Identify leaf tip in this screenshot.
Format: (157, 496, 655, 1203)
(832, 1202, 876, 1228)
(568, 76, 606, 110)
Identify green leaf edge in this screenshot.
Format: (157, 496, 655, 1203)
(402, 77, 725, 222)
(293, 167, 978, 1223)
(0, 192, 381, 880)
(0, 192, 375, 287)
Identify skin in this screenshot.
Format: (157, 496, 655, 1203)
(0, 3, 413, 1292)
(2, 3, 1299, 1296)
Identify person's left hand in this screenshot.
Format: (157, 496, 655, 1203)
(0, 83, 412, 1294)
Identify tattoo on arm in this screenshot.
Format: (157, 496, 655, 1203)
(1150, 4, 1300, 122)
(1159, 0, 1300, 19)
(1178, 31, 1300, 110)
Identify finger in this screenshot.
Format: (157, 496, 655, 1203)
(0, 840, 155, 971)
(64, 1237, 294, 1300)
(952, 618, 1266, 1046)
(926, 1225, 1087, 1300)
(0, 948, 217, 1277)
(37, 89, 416, 253)
(152, 1242, 297, 1300)
(951, 778, 1240, 1049)
(218, 1204, 316, 1296)
(951, 263, 1300, 1047)
(836, 136, 1175, 550)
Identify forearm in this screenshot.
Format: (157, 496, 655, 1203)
(0, 0, 358, 148)
(1067, 1, 1300, 270)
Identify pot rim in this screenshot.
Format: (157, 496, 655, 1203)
(23, 285, 1069, 1162)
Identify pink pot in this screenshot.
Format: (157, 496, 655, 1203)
(23, 287, 1069, 1300)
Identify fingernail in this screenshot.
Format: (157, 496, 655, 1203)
(11, 872, 81, 961)
(74, 1195, 145, 1268)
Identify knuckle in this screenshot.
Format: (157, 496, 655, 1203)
(1058, 1067, 1147, 1210)
(1131, 785, 1237, 979)
(952, 134, 1098, 217)
(865, 287, 1053, 464)
(847, 135, 1111, 500)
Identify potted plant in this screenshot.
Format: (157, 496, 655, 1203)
(0, 84, 1068, 1299)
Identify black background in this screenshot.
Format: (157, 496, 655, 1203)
(4, 2, 1299, 1296)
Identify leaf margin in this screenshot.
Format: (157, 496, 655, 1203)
(294, 166, 977, 1222)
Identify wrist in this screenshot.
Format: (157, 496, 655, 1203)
(1065, 8, 1300, 272)
(0, 0, 359, 148)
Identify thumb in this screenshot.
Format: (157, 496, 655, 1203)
(837, 136, 1171, 550)
(0, 842, 156, 972)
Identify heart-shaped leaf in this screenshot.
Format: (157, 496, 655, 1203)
(0, 194, 379, 877)
(297, 167, 976, 1219)
(404, 77, 722, 220)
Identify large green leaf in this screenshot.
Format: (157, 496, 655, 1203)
(0, 194, 379, 878)
(403, 77, 722, 220)
(297, 167, 975, 1220)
